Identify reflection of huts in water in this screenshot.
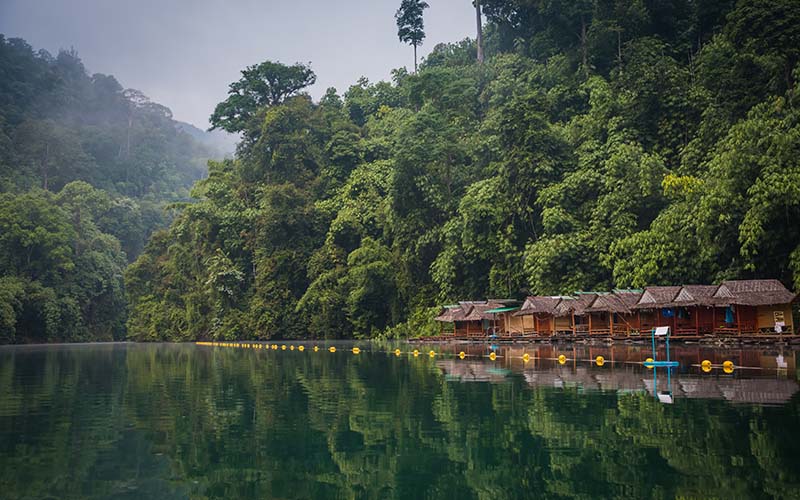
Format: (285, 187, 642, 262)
(436, 360, 511, 383)
(583, 290, 643, 336)
(657, 378, 799, 406)
(434, 348, 800, 404)
(523, 369, 799, 405)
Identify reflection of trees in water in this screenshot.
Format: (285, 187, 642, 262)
(0, 344, 799, 499)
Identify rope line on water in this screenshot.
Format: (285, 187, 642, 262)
(194, 342, 742, 372)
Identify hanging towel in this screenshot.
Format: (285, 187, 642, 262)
(661, 308, 674, 318)
(725, 306, 735, 324)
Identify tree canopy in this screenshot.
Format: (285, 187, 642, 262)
(210, 61, 317, 134)
(396, 0, 430, 71)
(3, 0, 800, 343)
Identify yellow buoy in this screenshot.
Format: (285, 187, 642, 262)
(558, 354, 566, 365)
(353, 347, 361, 354)
(596, 355, 605, 367)
(701, 359, 712, 373)
(428, 350, 436, 357)
(522, 353, 530, 363)
(458, 351, 466, 359)
(329, 346, 336, 353)
(489, 352, 497, 361)
(313, 346, 319, 352)
(722, 360, 734, 373)
(281, 345, 287, 351)
(413, 349, 419, 357)
(272, 344, 278, 350)
(290, 345, 295, 351)
(298, 345, 305, 352)
(645, 357, 654, 369)
(394, 348, 402, 356)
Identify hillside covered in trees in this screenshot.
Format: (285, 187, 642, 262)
(2, 0, 799, 343)
(125, 0, 800, 341)
(0, 35, 228, 343)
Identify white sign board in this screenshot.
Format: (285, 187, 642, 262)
(657, 392, 674, 404)
(654, 326, 670, 337)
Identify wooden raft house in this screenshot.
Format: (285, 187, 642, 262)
(711, 280, 796, 335)
(583, 290, 643, 337)
(554, 294, 597, 336)
(431, 279, 796, 342)
(512, 296, 564, 337)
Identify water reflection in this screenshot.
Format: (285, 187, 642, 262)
(0, 342, 798, 499)
(428, 344, 800, 406)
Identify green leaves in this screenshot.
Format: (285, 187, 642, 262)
(395, 0, 429, 47)
(210, 61, 316, 134)
(123, 2, 800, 342)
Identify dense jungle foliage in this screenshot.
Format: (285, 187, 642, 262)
(127, 0, 800, 341)
(0, 36, 227, 342)
(3, 0, 800, 343)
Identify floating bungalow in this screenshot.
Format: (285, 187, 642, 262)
(583, 290, 643, 336)
(513, 296, 563, 337)
(432, 279, 796, 341)
(553, 294, 597, 336)
(711, 280, 795, 334)
(434, 300, 518, 338)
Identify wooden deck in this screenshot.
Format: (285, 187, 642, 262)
(417, 331, 800, 344)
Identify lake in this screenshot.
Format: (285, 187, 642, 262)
(1, 342, 799, 499)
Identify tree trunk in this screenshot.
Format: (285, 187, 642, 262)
(580, 16, 588, 76)
(42, 142, 50, 191)
(475, 0, 484, 64)
(414, 43, 418, 73)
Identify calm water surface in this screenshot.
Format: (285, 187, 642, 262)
(1, 342, 799, 499)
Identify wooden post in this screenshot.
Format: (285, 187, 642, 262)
(589, 313, 593, 336)
(712, 307, 716, 334)
(672, 311, 677, 336)
(694, 307, 699, 335)
(736, 305, 741, 335)
(572, 311, 576, 336)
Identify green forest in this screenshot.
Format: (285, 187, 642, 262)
(2, 0, 800, 342)
(0, 36, 228, 342)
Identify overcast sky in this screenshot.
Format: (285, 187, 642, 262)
(0, 0, 475, 128)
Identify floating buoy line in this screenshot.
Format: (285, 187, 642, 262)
(194, 341, 742, 374)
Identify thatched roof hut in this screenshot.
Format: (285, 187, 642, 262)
(553, 294, 597, 317)
(585, 291, 642, 314)
(513, 296, 562, 316)
(434, 305, 460, 322)
(633, 286, 682, 309)
(672, 285, 720, 306)
(713, 279, 796, 307)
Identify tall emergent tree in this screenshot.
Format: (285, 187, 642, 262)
(209, 61, 316, 135)
(474, 0, 484, 63)
(395, 0, 429, 72)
